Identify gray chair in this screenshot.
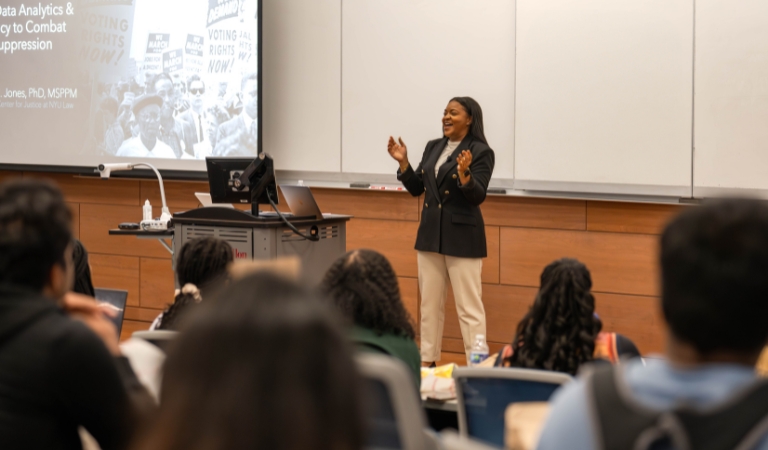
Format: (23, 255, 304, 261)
(437, 430, 500, 450)
(357, 354, 497, 450)
(356, 353, 433, 450)
(454, 367, 572, 448)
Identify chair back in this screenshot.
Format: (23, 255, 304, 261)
(453, 367, 571, 448)
(356, 354, 429, 450)
(132, 330, 178, 352)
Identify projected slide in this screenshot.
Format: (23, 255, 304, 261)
(0, 0, 260, 165)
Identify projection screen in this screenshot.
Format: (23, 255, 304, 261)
(0, 0, 262, 173)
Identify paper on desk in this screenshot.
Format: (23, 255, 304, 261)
(420, 363, 457, 400)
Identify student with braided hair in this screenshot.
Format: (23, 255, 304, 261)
(151, 237, 233, 330)
(321, 249, 420, 385)
(494, 258, 639, 375)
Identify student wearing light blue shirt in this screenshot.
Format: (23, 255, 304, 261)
(538, 199, 768, 450)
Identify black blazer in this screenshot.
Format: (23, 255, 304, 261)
(397, 134, 495, 258)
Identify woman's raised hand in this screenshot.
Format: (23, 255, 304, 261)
(387, 136, 409, 172)
(457, 150, 473, 185)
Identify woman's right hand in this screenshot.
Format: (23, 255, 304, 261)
(387, 136, 409, 172)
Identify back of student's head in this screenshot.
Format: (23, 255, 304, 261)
(661, 198, 768, 355)
(158, 237, 233, 330)
(139, 272, 363, 450)
(72, 239, 95, 297)
(0, 179, 72, 292)
(506, 258, 602, 375)
(321, 249, 415, 339)
(175, 237, 233, 288)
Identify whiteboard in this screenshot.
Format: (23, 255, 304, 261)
(514, 0, 694, 196)
(263, 0, 341, 173)
(693, 0, 768, 197)
(340, 0, 516, 179)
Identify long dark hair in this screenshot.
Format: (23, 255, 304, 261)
(321, 249, 416, 339)
(505, 258, 602, 375)
(158, 237, 233, 330)
(136, 273, 363, 450)
(449, 96, 487, 145)
(72, 239, 95, 297)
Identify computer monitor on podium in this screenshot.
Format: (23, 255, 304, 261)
(206, 155, 278, 216)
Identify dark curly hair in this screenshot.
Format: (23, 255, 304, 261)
(321, 249, 415, 339)
(504, 258, 602, 375)
(158, 237, 233, 330)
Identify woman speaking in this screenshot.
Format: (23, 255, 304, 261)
(387, 97, 495, 365)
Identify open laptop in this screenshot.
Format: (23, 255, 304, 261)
(279, 185, 324, 220)
(194, 192, 234, 209)
(94, 288, 128, 337)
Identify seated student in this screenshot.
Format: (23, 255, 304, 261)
(0, 179, 153, 450)
(537, 199, 768, 450)
(134, 272, 363, 450)
(493, 258, 639, 373)
(150, 237, 233, 330)
(321, 249, 421, 385)
(72, 239, 96, 297)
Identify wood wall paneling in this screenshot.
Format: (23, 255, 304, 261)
(595, 292, 665, 354)
(140, 180, 209, 209)
(500, 227, 659, 297)
(24, 172, 140, 206)
(120, 320, 150, 341)
(346, 218, 419, 278)
(68, 203, 80, 240)
(440, 337, 469, 356)
(89, 254, 140, 307)
(139, 257, 176, 309)
(312, 188, 420, 222)
(0, 171, 22, 184)
(482, 226, 500, 284)
(587, 201, 684, 235)
(481, 196, 587, 230)
(124, 307, 163, 322)
(438, 350, 468, 366)
(80, 203, 172, 259)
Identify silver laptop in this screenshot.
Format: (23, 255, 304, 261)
(279, 185, 323, 219)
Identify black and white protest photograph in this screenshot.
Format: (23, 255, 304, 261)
(0, 0, 260, 164)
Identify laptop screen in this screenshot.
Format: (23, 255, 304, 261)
(279, 185, 324, 220)
(94, 288, 128, 337)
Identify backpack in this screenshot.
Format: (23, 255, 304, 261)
(587, 363, 768, 450)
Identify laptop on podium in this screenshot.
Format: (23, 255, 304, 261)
(279, 185, 324, 220)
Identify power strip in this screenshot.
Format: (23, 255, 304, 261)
(140, 219, 170, 231)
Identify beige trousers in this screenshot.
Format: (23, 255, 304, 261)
(417, 251, 486, 363)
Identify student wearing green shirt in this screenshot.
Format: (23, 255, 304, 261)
(322, 249, 421, 386)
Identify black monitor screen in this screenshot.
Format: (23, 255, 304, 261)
(206, 158, 253, 205)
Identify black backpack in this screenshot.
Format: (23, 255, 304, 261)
(586, 363, 768, 450)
